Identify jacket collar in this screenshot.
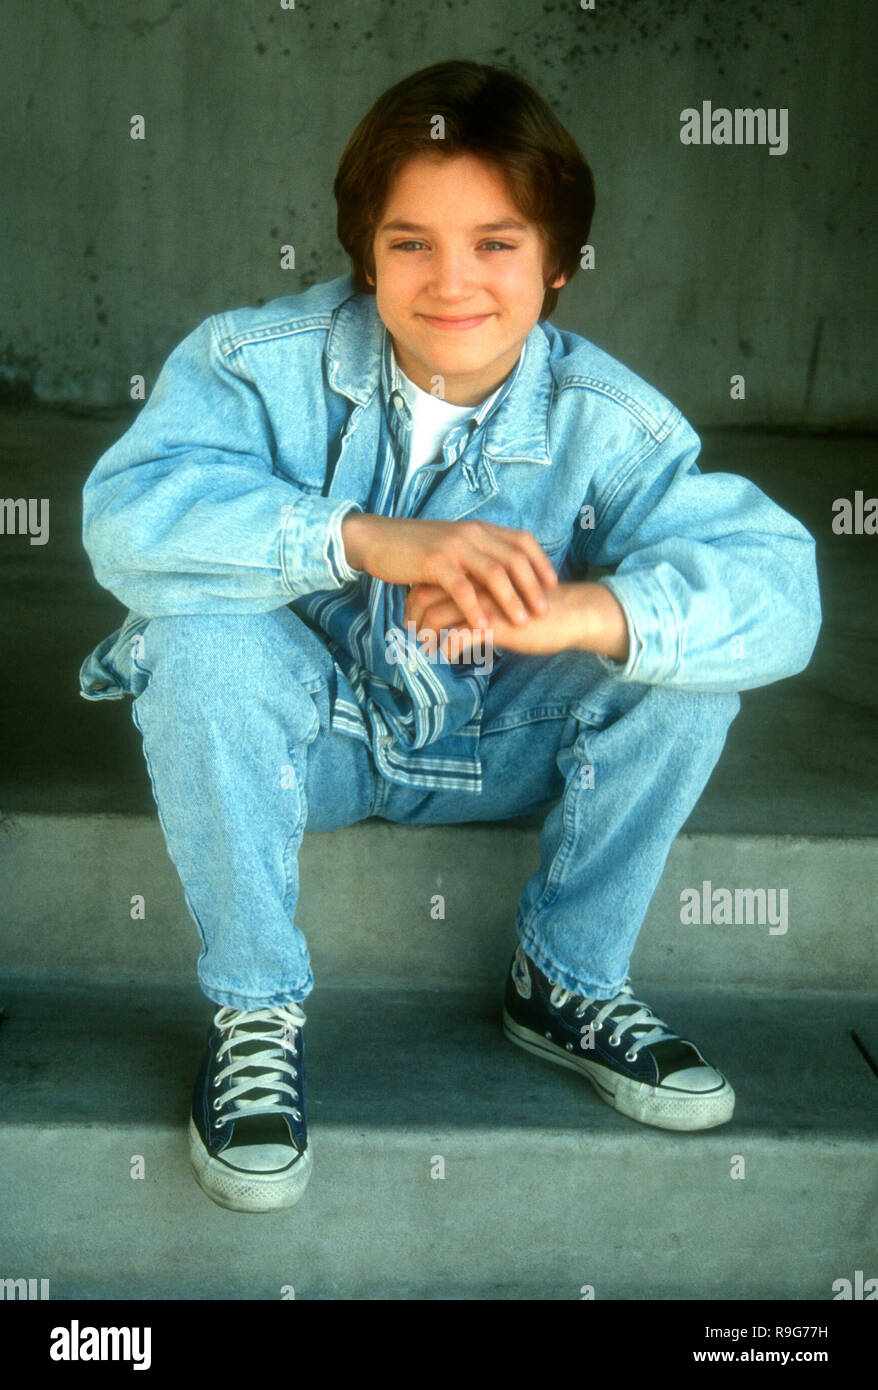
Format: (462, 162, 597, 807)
(325, 285, 553, 467)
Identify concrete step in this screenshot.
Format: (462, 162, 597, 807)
(2, 412, 876, 1302)
(0, 979, 875, 1299)
(1, 811, 874, 990)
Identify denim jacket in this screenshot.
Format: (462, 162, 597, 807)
(79, 273, 821, 787)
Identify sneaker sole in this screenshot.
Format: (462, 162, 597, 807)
(188, 1117, 313, 1212)
(502, 1008, 735, 1132)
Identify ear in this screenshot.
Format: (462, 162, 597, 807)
(549, 272, 568, 289)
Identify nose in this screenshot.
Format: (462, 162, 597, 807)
(427, 247, 477, 300)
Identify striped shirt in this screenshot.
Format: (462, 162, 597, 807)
(291, 327, 526, 792)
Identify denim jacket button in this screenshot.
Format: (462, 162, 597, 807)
(89, 679, 113, 691)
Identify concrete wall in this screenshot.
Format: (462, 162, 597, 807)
(2, 0, 875, 424)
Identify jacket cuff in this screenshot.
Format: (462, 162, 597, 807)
(279, 496, 364, 596)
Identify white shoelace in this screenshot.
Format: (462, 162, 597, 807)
(211, 1003, 306, 1126)
(549, 981, 677, 1060)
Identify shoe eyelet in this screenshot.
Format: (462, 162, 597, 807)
(293, 1109, 301, 1121)
(565, 1042, 573, 1051)
(544, 1031, 552, 1039)
(609, 1034, 620, 1047)
(213, 1119, 223, 1129)
(592, 1021, 602, 1032)
(625, 1050, 637, 1063)
(212, 1098, 222, 1110)
(213, 1076, 221, 1088)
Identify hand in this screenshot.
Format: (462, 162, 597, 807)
(341, 513, 558, 629)
(404, 580, 630, 661)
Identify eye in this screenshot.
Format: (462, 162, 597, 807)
(389, 241, 518, 253)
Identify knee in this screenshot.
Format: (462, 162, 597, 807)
(137, 612, 261, 678)
(651, 684, 741, 747)
(135, 608, 330, 692)
(694, 687, 741, 730)
(578, 675, 740, 734)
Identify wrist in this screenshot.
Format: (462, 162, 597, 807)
(573, 582, 630, 662)
(341, 511, 374, 572)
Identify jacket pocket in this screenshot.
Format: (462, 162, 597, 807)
(78, 612, 151, 701)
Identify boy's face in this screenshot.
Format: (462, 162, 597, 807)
(368, 152, 566, 406)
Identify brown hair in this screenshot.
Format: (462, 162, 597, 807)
(334, 60, 596, 320)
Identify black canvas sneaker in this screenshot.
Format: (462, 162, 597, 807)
(189, 1001, 312, 1211)
(503, 944, 734, 1131)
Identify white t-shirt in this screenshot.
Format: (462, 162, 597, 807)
(396, 365, 497, 490)
(336, 362, 502, 581)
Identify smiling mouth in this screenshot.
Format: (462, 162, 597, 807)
(419, 313, 493, 330)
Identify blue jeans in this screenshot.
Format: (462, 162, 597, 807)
(124, 607, 739, 1009)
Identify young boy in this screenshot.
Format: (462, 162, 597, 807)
(79, 60, 821, 1213)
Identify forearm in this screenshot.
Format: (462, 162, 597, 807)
(567, 581, 630, 662)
